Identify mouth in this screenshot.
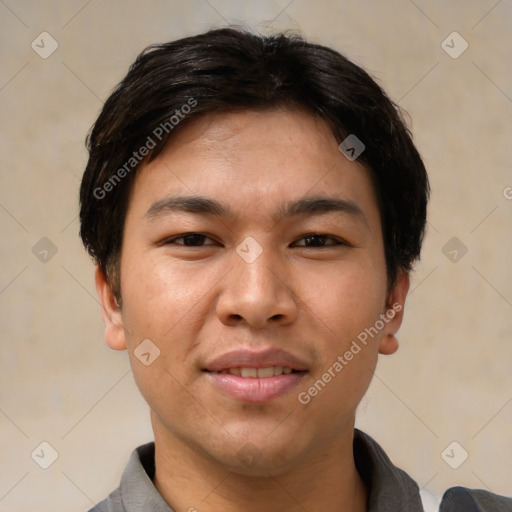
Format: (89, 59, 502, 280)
(215, 366, 297, 378)
(203, 348, 308, 403)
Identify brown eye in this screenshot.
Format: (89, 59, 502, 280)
(166, 233, 216, 246)
(293, 234, 343, 248)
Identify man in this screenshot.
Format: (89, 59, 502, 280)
(79, 28, 511, 512)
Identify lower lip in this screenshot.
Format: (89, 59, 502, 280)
(206, 372, 306, 403)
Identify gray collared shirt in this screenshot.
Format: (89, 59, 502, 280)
(88, 429, 512, 511)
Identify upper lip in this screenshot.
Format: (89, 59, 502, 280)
(204, 347, 309, 372)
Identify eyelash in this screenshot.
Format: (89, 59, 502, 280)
(163, 233, 348, 248)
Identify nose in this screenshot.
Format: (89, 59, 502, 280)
(215, 251, 298, 329)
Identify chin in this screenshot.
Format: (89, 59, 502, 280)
(206, 424, 312, 477)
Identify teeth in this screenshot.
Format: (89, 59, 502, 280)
(257, 367, 275, 378)
(240, 367, 257, 378)
(220, 367, 295, 378)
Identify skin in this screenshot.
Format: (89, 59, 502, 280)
(96, 108, 409, 512)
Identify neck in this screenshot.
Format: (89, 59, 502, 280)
(152, 420, 367, 512)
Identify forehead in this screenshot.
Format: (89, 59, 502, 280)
(153, 108, 341, 172)
(127, 108, 379, 224)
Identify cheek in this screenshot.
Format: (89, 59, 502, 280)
(297, 268, 383, 424)
(298, 258, 386, 405)
(119, 259, 209, 421)
(304, 257, 387, 338)
(118, 257, 197, 389)
(120, 250, 221, 341)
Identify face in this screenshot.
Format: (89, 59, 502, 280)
(96, 108, 408, 475)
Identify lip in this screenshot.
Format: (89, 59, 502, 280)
(207, 372, 305, 403)
(203, 347, 309, 403)
(204, 347, 309, 372)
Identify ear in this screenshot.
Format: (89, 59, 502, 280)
(378, 270, 410, 356)
(95, 265, 126, 351)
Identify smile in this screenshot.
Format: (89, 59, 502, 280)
(216, 366, 295, 378)
(203, 347, 309, 403)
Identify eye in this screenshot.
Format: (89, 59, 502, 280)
(292, 234, 346, 248)
(165, 233, 218, 247)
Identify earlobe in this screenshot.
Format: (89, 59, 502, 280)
(95, 265, 127, 351)
(378, 334, 399, 355)
(378, 270, 410, 356)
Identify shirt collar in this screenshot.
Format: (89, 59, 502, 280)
(119, 430, 423, 511)
(353, 429, 424, 511)
(120, 442, 173, 511)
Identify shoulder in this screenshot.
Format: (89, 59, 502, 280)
(86, 487, 123, 512)
(440, 486, 512, 511)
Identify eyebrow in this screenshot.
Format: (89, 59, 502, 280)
(277, 196, 367, 225)
(145, 196, 231, 219)
(144, 195, 367, 226)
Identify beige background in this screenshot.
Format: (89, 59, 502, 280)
(1, 1, 511, 510)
